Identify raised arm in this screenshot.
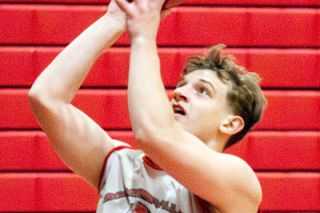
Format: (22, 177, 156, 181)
(28, 1, 128, 189)
(116, 0, 262, 211)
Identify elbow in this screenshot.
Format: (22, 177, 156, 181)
(28, 87, 46, 114)
(28, 86, 42, 107)
(28, 84, 46, 105)
(28, 85, 56, 113)
(28, 85, 40, 100)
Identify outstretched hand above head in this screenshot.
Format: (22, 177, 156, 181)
(114, 0, 169, 41)
(105, 0, 127, 32)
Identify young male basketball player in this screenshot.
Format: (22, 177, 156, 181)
(29, 0, 266, 212)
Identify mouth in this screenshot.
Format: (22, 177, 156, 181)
(172, 104, 186, 116)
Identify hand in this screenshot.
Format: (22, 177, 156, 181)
(115, 0, 167, 41)
(105, 0, 127, 32)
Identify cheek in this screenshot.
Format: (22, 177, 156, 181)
(195, 102, 224, 125)
(193, 101, 215, 116)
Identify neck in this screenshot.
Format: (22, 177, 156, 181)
(206, 139, 225, 152)
(194, 130, 228, 152)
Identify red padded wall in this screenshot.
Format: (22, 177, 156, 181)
(1, 47, 320, 88)
(0, 0, 319, 212)
(1, 5, 320, 47)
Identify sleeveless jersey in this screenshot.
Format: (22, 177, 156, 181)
(97, 146, 217, 213)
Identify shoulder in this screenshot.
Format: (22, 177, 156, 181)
(98, 144, 144, 189)
(104, 141, 142, 162)
(220, 153, 262, 208)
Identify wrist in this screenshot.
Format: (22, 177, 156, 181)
(131, 36, 157, 47)
(101, 14, 126, 34)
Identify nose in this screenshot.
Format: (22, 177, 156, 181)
(173, 87, 189, 102)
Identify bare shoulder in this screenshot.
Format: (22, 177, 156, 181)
(218, 152, 263, 208)
(112, 139, 132, 147)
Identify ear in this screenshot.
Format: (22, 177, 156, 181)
(219, 115, 245, 136)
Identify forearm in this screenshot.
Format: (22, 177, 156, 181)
(30, 14, 124, 103)
(128, 38, 175, 139)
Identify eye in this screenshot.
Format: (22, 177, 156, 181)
(199, 86, 210, 96)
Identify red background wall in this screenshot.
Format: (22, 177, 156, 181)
(0, 0, 319, 212)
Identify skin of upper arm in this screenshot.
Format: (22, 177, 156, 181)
(29, 97, 129, 189)
(138, 124, 262, 212)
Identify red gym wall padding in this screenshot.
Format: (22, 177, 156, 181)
(1, 90, 319, 130)
(1, 5, 320, 47)
(0, 0, 319, 212)
(1, 47, 320, 88)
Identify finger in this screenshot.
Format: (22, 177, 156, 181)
(114, 0, 135, 18)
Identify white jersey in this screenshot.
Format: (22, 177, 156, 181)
(97, 146, 216, 213)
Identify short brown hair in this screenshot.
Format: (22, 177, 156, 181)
(183, 44, 267, 149)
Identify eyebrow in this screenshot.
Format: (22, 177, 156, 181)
(199, 79, 216, 92)
(177, 78, 216, 92)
